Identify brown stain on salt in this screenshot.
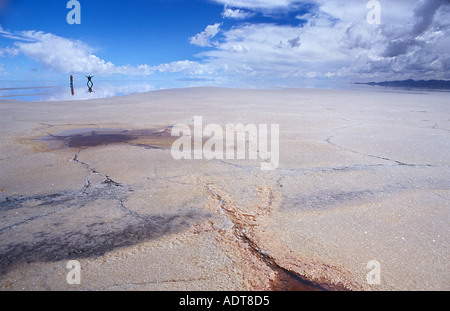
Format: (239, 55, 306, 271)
(35, 127, 177, 151)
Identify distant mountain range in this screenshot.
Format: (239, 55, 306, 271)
(355, 79, 450, 90)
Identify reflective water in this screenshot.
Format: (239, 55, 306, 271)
(0, 80, 157, 101)
(0, 78, 219, 102)
(1, 79, 447, 102)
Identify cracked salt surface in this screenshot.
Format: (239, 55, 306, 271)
(0, 87, 449, 290)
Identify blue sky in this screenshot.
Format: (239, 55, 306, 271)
(1, 0, 450, 88)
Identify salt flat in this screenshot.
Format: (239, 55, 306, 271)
(0, 87, 448, 291)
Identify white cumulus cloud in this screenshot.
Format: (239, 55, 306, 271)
(221, 5, 254, 19)
(200, 0, 450, 82)
(0, 27, 214, 76)
(211, 0, 299, 10)
(189, 23, 222, 47)
(2, 0, 450, 85)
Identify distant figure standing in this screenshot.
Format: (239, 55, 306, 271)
(70, 75, 74, 96)
(86, 75, 94, 93)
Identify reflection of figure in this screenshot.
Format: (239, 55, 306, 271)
(86, 75, 94, 93)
